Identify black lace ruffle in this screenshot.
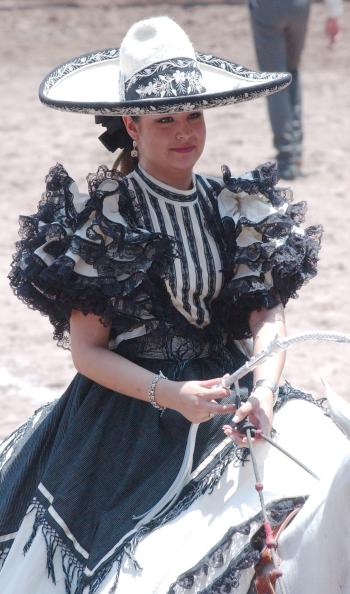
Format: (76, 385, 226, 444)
(9, 161, 322, 347)
(167, 495, 306, 594)
(8, 164, 176, 347)
(213, 162, 322, 338)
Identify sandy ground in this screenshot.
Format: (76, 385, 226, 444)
(0, 2, 349, 439)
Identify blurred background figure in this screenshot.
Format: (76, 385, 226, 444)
(249, 0, 342, 180)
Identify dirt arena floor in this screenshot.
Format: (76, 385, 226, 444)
(0, 1, 349, 438)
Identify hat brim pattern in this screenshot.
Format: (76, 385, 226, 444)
(39, 49, 291, 116)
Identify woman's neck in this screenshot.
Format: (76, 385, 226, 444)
(138, 161, 193, 191)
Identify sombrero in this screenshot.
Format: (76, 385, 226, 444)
(39, 16, 291, 117)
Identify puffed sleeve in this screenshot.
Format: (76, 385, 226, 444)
(213, 162, 322, 339)
(9, 164, 175, 347)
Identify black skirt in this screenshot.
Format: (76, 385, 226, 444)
(0, 342, 261, 593)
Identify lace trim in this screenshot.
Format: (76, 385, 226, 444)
(168, 496, 306, 594)
(8, 164, 176, 348)
(222, 161, 291, 207)
(274, 380, 328, 413)
(212, 162, 322, 339)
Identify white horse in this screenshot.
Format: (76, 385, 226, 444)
(111, 332, 350, 594)
(276, 382, 350, 594)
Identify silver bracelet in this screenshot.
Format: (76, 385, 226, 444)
(148, 371, 167, 413)
(252, 379, 279, 405)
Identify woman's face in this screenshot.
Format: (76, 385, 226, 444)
(123, 111, 206, 188)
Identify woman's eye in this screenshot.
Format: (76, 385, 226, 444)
(188, 112, 202, 120)
(157, 117, 173, 124)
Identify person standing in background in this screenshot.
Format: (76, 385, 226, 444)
(249, 0, 343, 180)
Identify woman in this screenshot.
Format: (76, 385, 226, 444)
(71, 109, 285, 434)
(1, 16, 346, 594)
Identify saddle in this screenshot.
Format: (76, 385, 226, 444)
(254, 507, 301, 594)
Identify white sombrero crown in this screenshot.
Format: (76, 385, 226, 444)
(119, 17, 204, 102)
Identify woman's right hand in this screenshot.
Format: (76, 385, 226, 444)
(157, 377, 236, 424)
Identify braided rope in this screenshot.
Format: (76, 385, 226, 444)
(222, 331, 350, 388)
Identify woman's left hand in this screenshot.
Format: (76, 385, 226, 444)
(223, 386, 274, 447)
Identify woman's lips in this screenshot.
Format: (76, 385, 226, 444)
(171, 146, 195, 153)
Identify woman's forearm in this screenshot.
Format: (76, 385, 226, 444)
(71, 304, 287, 404)
(69, 311, 235, 422)
(249, 304, 287, 388)
(72, 343, 158, 402)
(70, 310, 160, 404)
(71, 336, 234, 422)
(225, 304, 287, 443)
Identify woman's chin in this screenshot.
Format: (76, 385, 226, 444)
(169, 150, 200, 169)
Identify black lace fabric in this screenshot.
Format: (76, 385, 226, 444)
(167, 496, 306, 594)
(8, 164, 176, 348)
(212, 162, 322, 338)
(8, 161, 322, 349)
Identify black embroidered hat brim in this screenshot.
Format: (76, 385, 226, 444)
(39, 48, 291, 116)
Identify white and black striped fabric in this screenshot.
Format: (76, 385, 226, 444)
(123, 165, 223, 331)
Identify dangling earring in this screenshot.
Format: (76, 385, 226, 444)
(131, 140, 138, 158)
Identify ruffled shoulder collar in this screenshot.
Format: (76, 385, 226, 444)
(221, 161, 292, 207)
(9, 162, 177, 347)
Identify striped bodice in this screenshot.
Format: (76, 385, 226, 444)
(125, 165, 224, 328)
